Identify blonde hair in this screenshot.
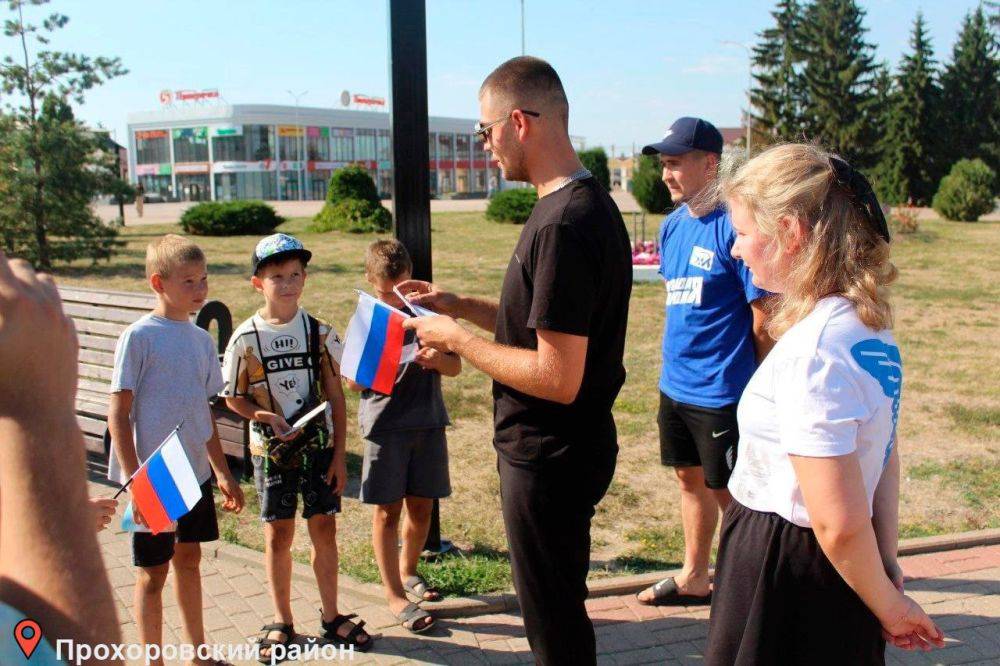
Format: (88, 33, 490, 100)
(365, 239, 412, 280)
(721, 143, 897, 338)
(145, 234, 205, 279)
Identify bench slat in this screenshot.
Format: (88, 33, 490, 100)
(58, 286, 156, 310)
(78, 378, 111, 395)
(79, 348, 116, 368)
(72, 318, 127, 338)
(83, 433, 106, 456)
(78, 333, 119, 353)
(79, 362, 113, 382)
(77, 414, 107, 436)
(63, 302, 146, 325)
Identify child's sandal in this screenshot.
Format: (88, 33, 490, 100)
(255, 622, 295, 664)
(321, 611, 374, 652)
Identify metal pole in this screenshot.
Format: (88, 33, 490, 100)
(287, 89, 308, 201)
(520, 0, 525, 55)
(387, 0, 450, 557)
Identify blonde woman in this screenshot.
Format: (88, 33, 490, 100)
(705, 144, 945, 665)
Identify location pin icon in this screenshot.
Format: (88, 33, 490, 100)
(14, 619, 42, 659)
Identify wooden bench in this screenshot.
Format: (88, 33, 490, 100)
(59, 285, 248, 476)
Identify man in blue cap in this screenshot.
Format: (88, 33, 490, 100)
(637, 117, 773, 606)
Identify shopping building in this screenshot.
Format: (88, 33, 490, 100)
(126, 103, 503, 202)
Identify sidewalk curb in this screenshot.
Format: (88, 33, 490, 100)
(204, 528, 1000, 620)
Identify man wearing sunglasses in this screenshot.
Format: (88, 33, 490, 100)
(400, 56, 632, 666)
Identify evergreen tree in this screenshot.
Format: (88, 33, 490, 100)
(940, 6, 1000, 188)
(751, 0, 806, 141)
(799, 0, 881, 168)
(632, 155, 672, 214)
(869, 63, 898, 203)
(577, 147, 611, 191)
(0, 0, 127, 268)
(880, 13, 942, 205)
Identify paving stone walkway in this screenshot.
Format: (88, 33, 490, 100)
(93, 477, 999, 665)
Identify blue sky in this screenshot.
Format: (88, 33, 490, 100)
(3, 0, 988, 154)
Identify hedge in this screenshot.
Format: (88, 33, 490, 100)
(179, 201, 283, 236)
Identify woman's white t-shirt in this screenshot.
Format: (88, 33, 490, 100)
(729, 296, 902, 528)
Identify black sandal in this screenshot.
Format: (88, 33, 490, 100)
(321, 611, 374, 652)
(404, 574, 442, 602)
(255, 622, 295, 664)
(396, 601, 435, 634)
(636, 577, 712, 607)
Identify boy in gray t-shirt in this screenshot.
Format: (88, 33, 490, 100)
(108, 234, 244, 663)
(347, 240, 460, 634)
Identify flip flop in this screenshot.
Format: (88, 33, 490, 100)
(636, 577, 712, 607)
(396, 601, 435, 634)
(404, 574, 442, 602)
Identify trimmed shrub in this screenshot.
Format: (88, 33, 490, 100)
(485, 188, 537, 224)
(327, 164, 380, 205)
(578, 147, 611, 191)
(932, 159, 997, 222)
(179, 201, 282, 236)
(309, 198, 392, 234)
(632, 154, 671, 214)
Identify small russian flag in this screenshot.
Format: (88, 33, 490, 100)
(121, 429, 202, 535)
(341, 291, 409, 395)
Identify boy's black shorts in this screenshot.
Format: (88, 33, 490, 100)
(132, 481, 218, 568)
(252, 447, 341, 522)
(658, 392, 739, 489)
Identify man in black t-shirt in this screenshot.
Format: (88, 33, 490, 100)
(401, 56, 632, 666)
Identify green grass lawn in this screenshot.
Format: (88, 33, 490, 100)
(61, 212, 1000, 595)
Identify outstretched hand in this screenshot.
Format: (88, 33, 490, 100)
(402, 314, 471, 354)
(395, 279, 462, 318)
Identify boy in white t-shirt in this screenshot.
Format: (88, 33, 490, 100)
(221, 233, 373, 657)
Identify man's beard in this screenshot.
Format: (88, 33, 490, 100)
(497, 145, 529, 183)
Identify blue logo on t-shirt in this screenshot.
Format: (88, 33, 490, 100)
(657, 205, 768, 408)
(851, 338, 902, 466)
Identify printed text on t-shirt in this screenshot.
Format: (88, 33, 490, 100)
(665, 276, 704, 306)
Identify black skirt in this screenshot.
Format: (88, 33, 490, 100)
(705, 500, 886, 666)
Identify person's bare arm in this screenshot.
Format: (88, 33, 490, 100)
(204, 416, 244, 514)
(224, 395, 296, 441)
(396, 279, 499, 333)
(750, 297, 775, 364)
(404, 315, 586, 404)
(0, 253, 122, 661)
(791, 453, 943, 650)
(872, 443, 902, 590)
(108, 390, 139, 478)
(320, 358, 348, 495)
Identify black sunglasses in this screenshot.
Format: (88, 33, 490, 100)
(473, 109, 540, 141)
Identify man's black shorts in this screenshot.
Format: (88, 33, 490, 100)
(252, 447, 341, 522)
(132, 480, 219, 568)
(658, 392, 739, 489)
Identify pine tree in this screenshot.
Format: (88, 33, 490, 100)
(940, 6, 1000, 188)
(869, 63, 898, 203)
(799, 0, 881, 168)
(751, 0, 806, 141)
(879, 13, 942, 205)
(0, 0, 127, 268)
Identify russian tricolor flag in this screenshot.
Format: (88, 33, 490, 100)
(341, 291, 410, 395)
(122, 429, 201, 535)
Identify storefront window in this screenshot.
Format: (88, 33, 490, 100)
(428, 132, 437, 162)
(438, 168, 453, 193)
(437, 133, 454, 160)
(331, 128, 353, 161)
(212, 125, 273, 161)
(309, 170, 331, 200)
(278, 126, 303, 162)
(138, 174, 172, 198)
(378, 170, 392, 199)
(455, 134, 470, 193)
(172, 127, 208, 163)
(176, 173, 210, 201)
(135, 130, 169, 164)
(306, 127, 330, 161)
(377, 130, 391, 162)
(214, 172, 277, 202)
(355, 129, 376, 162)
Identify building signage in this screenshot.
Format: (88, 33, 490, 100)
(211, 125, 243, 137)
(159, 89, 220, 105)
(306, 126, 329, 138)
(135, 163, 172, 176)
(277, 126, 304, 138)
(307, 161, 350, 172)
(172, 127, 208, 141)
(279, 160, 304, 171)
(213, 160, 275, 173)
(135, 129, 168, 141)
(352, 94, 386, 107)
(175, 162, 210, 174)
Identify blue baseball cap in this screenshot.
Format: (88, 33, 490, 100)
(642, 117, 724, 156)
(251, 233, 312, 276)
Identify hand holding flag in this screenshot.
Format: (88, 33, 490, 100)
(117, 427, 202, 535)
